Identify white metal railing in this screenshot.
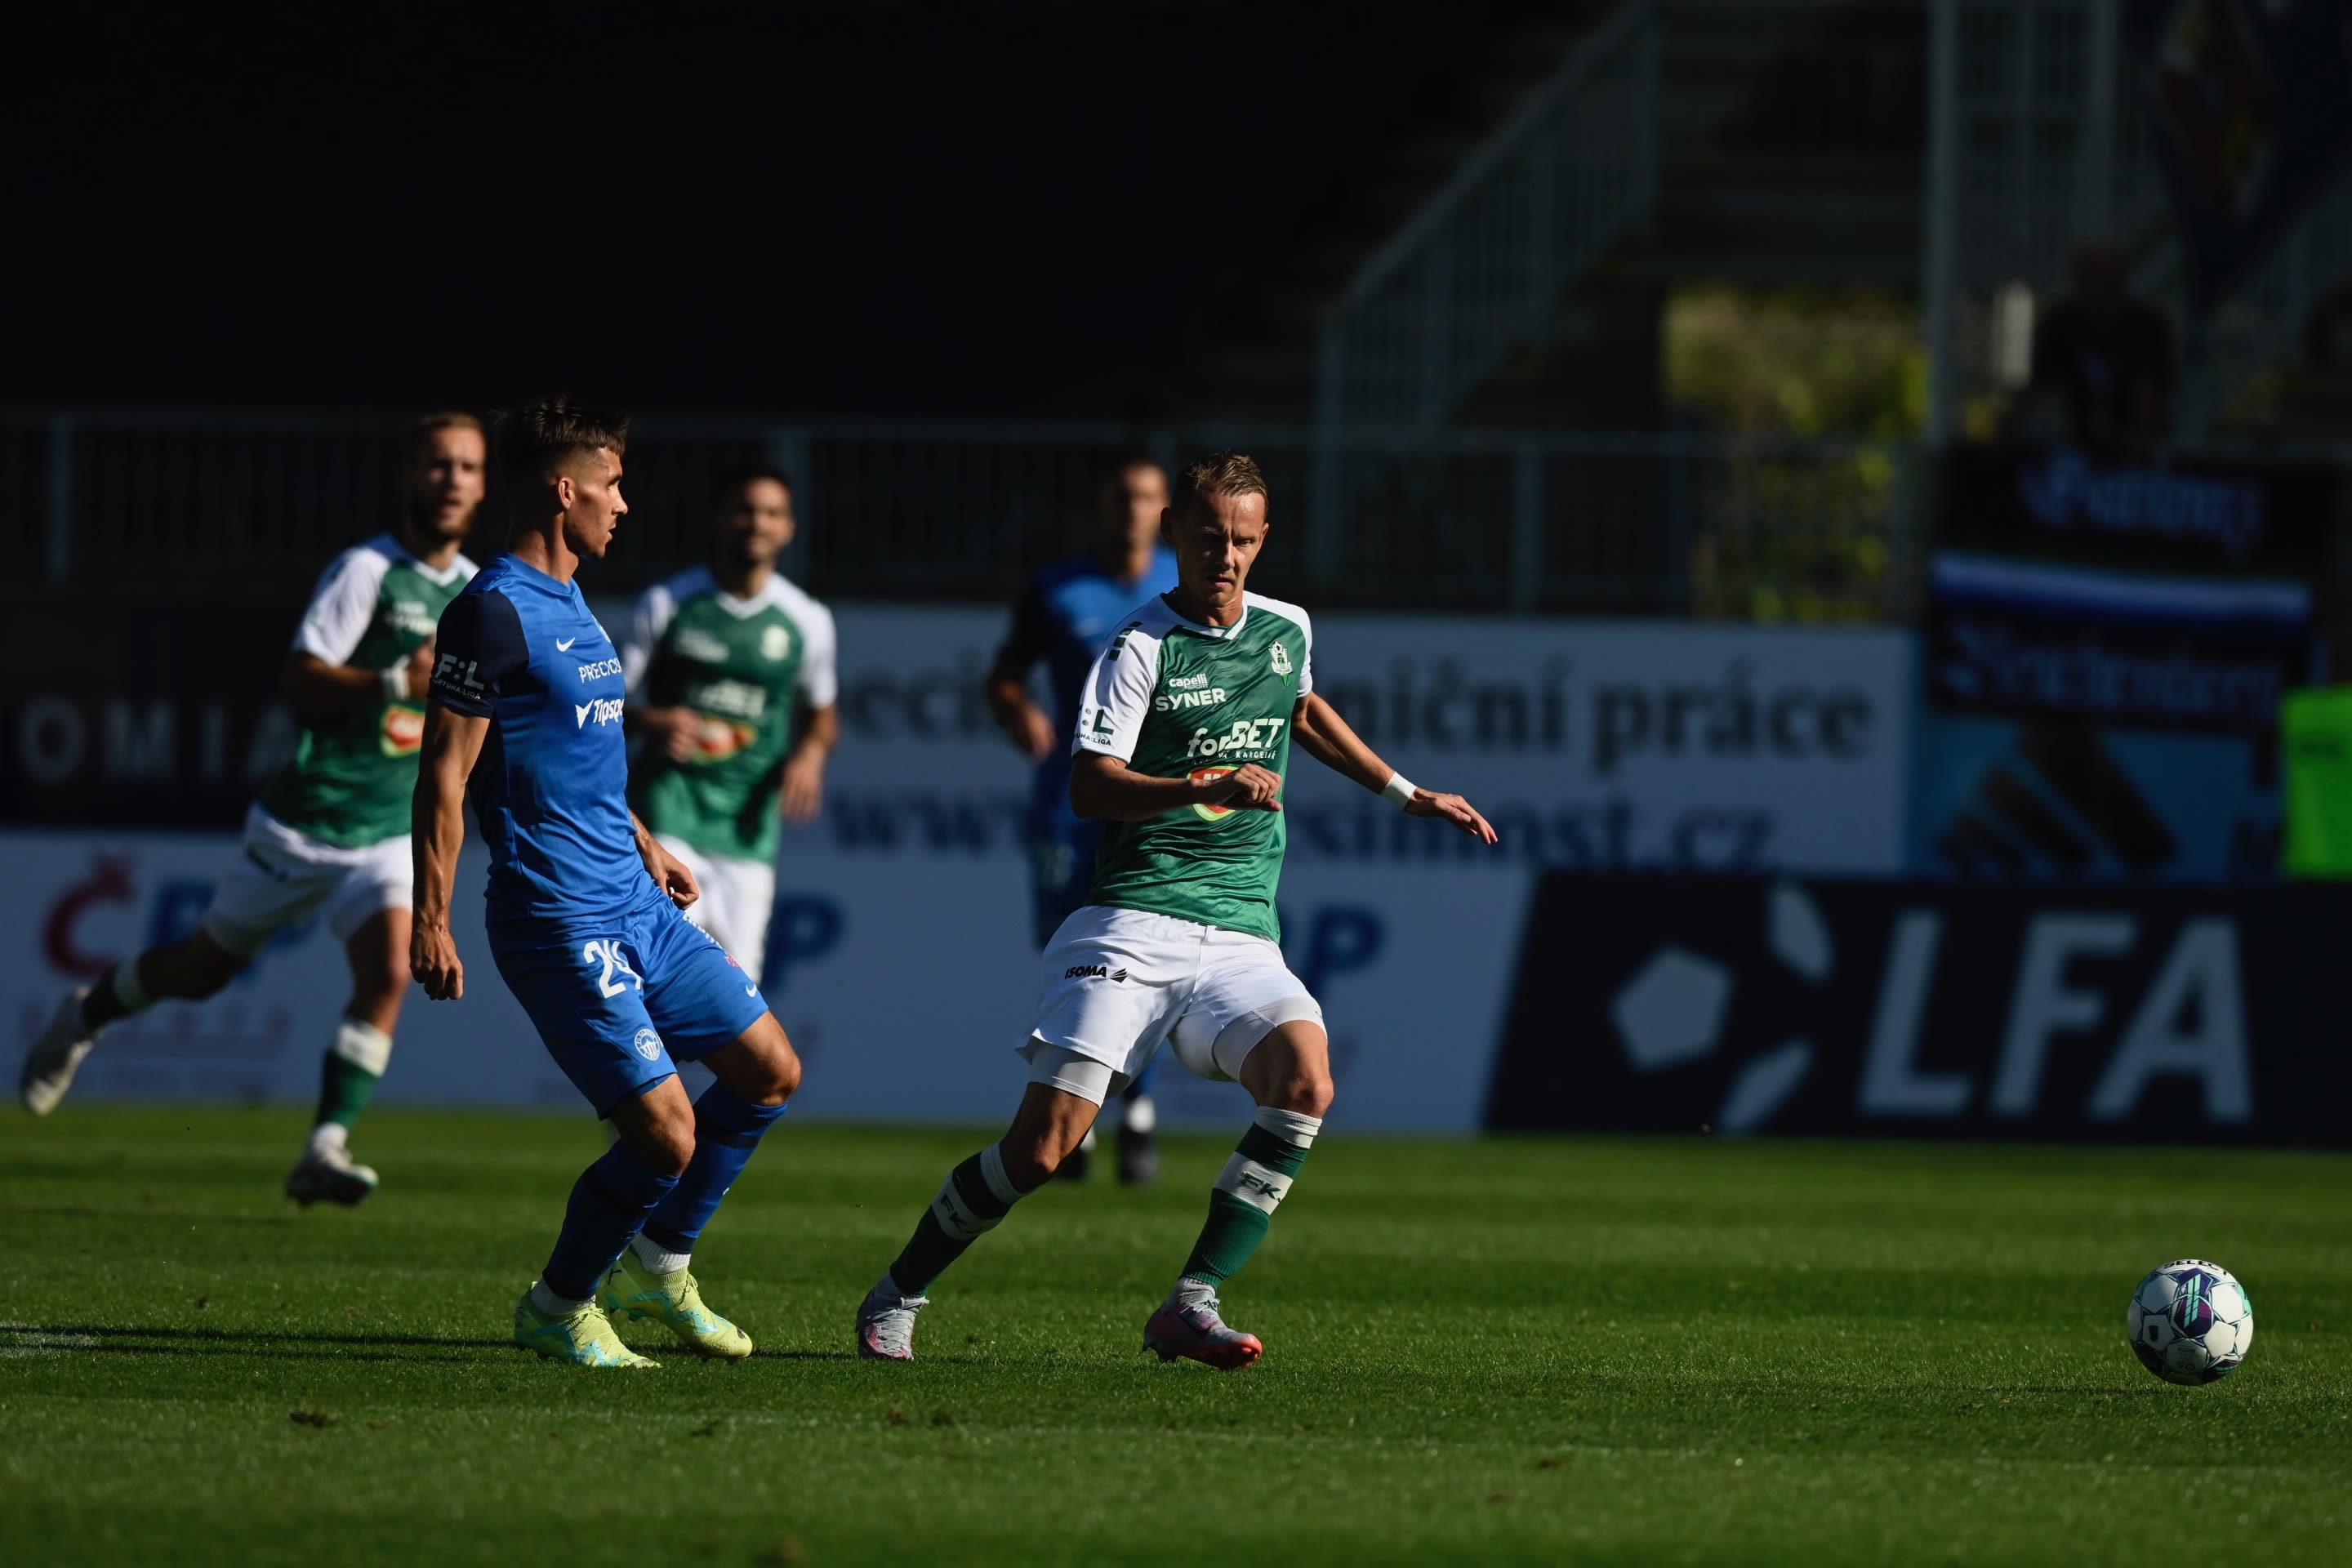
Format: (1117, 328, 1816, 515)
(0, 409, 1921, 622)
(1311, 0, 1662, 439)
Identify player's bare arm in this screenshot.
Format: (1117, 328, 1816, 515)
(1069, 749, 1283, 819)
(1290, 691, 1497, 844)
(778, 701, 838, 823)
(984, 647, 1058, 761)
(411, 702, 489, 1001)
(282, 645, 436, 719)
(632, 810, 701, 908)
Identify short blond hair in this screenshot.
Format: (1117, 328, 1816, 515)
(1178, 451, 1267, 513)
(412, 409, 483, 457)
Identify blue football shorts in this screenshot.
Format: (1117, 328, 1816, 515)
(492, 894, 771, 1117)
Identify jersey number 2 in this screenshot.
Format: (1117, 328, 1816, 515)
(581, 939, 644, 998)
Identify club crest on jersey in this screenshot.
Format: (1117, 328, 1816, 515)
(1270, 640, 1294, 677)
(760, 624, 793, 661)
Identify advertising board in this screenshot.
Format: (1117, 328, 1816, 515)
(3, 607, 1914, 1131)
(1489, 875, 2351, 1145)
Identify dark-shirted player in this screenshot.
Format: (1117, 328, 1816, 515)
(20, 412, 483, 1208)
(984, 457, 1178, 1183)
(858, 453, 1496, 1369)
(411, 399, 804, 1369)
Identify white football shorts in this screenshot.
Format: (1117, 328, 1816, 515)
(1023, 904, 1324, 1098)
(200, 805, 412, 957)
(657, 836, 777, 985)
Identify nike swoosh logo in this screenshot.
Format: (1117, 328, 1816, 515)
(744, 985, 759, 997)
(574, 703, 592, 728)
(555, 637, 577, 651)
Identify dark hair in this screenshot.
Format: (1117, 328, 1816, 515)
(1178, 451, 1267, 512)
(714, 464, 792, 508)
(493, 396, 629, 481)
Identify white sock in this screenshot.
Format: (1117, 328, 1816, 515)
(1168, 1276, 1216, 1309)
(1254, 1106, 1322, 1146)
(307, 1122, 349, 1157)
(1125, 1094, 1157, 1134)
(530, 1280, 590, 1316)
(630, 1232, 690, 1276)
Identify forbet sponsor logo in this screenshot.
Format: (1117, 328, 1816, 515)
(1184, 716, 1286, 760)
(574, 697, 626, 729)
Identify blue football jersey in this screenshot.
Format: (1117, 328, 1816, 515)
(429, 554, 659, 940)
(999, 549, 1179, 821)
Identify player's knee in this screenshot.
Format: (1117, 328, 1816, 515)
(760, 1043, 803, 1105)
(1270, 1063, 1334, 1118)
(644, 1114, 697, 1177)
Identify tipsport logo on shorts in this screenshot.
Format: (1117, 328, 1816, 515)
(632, 1027, 663, 1062)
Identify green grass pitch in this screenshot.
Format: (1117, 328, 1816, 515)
(3, 1108, 2347, 1566)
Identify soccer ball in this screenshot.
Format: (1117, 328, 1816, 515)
(2125, 1258, 2253, 1385)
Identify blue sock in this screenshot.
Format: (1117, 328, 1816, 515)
(640, 1083, 789, 1257)
(541, 1142, 681, 1303)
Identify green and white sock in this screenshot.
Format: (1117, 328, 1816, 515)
(310, 1018, 391, 1152)
(1175, 1107, 1321, 1292)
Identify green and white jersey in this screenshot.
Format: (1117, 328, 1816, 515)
(621, 565, 839, 866)
(1074, 591, 1313, 942)
(257, 533, 476, 849)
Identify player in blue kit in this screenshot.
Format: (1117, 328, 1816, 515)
(984, 457, 1178, 1184)
(409, 398, 804, 1369)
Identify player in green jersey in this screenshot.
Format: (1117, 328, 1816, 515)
(19, 412, 486, 1208)
(621, 466, 838, 984)
(857, 452, 1496, 1368)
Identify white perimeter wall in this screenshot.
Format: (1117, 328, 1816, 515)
(2, 608, 1913, 1133)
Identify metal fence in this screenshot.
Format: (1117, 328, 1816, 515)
(1312, 0, 1661, 436)
(3, 409, 1923, 621)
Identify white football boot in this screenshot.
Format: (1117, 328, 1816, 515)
(854, 1276, 929, 1361)
(1143, 1283, 1263, 1370)
(20, 988, 98, 1117)
(285, 1142, 381, 1207)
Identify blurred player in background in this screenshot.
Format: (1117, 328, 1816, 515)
(621, 466, 837, 986)
(983, 457, 1178, 1183)
(859, 453, 1496, 1368)
(412, 399, 802, 1369)
(19, 412, 484, 1208)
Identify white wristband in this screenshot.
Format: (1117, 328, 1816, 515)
(1380, 771, 1417, 809)
(381, 664, 412, 703)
